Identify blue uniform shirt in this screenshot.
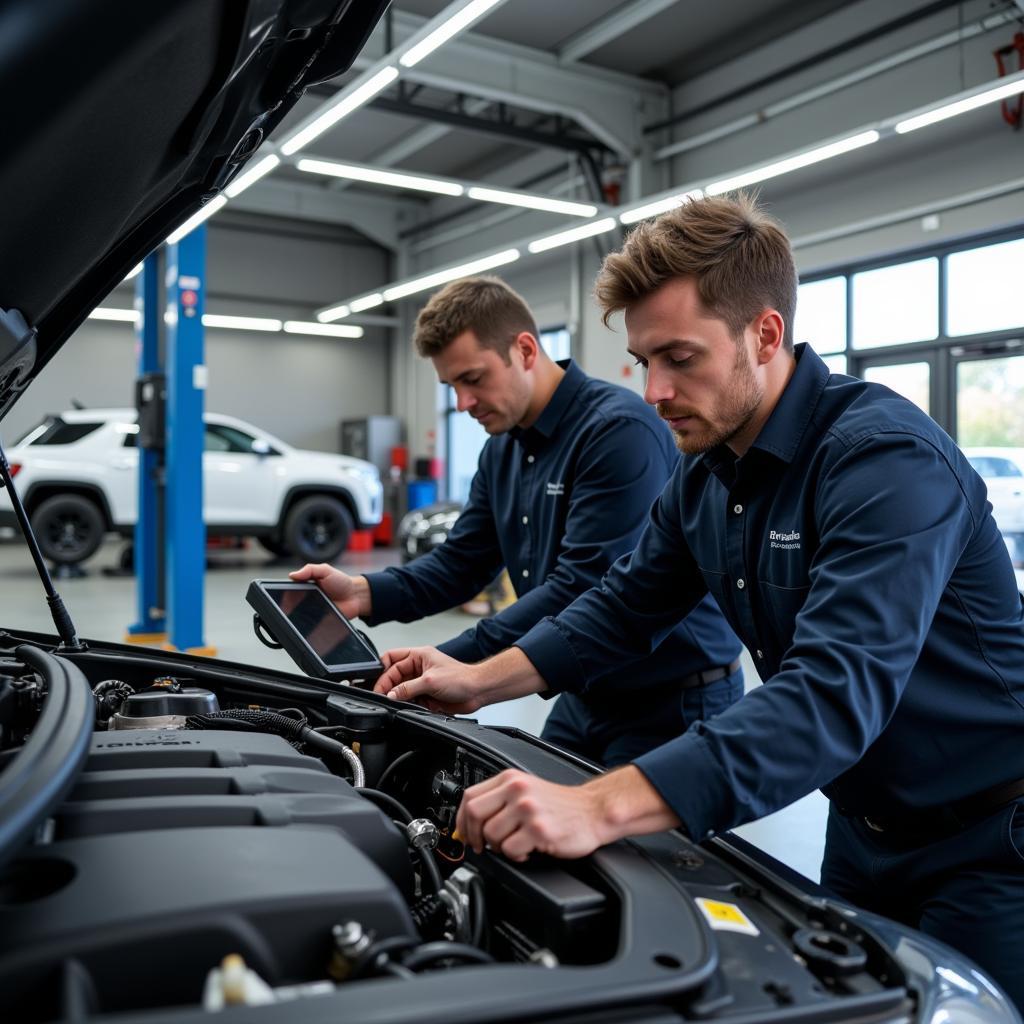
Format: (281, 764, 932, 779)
(365, 359, 741, 693)
(517, 345, 1024, 837)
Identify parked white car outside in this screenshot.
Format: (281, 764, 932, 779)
(964, 446, 1024, 566)
(0, 409, 382, 565)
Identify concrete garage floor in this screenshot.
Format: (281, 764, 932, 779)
(10, 537, 1019, 883)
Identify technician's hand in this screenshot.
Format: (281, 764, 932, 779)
(288, 563, 371, 620)
(375, 646, 485, 714)
(456, 765, 682, 863)
(455, 770, 609, 862)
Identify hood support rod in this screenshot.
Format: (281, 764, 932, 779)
(0, 443, 83, 651)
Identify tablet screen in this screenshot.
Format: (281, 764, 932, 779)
(265, 585, 376, 667)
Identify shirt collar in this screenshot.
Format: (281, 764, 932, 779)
(511, 359, 585, 449)
(701, 344, 829, 477)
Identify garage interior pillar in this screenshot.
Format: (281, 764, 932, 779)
(164, 226, 215, 656)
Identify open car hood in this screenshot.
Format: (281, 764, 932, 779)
(0, 0, 390, 419)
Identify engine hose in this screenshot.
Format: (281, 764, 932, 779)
(400, 941, 494, 971)
(356, 787, 413, 823)
(187, 709, 364, 785)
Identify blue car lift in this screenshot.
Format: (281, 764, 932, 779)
(126, 225, 215, 655)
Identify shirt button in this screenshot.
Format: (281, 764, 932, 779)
(756, 649, 764, 659)
(522, 516, 529, 525)
(522, 569, 530, 578)
(733, 504, 743, 514)
(527, 455, 535, 463)
(736, 578, 745, 590)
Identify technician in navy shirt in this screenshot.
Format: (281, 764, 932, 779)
(294, 275, 742, 766)
(376, 198, 1024, 1007)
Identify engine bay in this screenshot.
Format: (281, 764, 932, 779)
(0, 638, 918, 1024)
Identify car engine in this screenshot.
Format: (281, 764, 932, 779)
(0, 640, 980, 1024)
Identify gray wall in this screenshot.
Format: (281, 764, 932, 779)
(5, 214, 392, 453)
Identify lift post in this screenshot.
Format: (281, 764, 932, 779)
(164, 225, 215, 656)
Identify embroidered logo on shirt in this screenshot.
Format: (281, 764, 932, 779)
(546, 481, 565, 497)
(770, 529, 801, 550)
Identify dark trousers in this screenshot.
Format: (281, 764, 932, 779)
(540, 668, 743, 768)
(821, 800, 1024, 1011)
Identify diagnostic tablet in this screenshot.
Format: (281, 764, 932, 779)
(245, 579, 383, 685)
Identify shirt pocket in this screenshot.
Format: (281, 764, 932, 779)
(758, 580, 810, 640)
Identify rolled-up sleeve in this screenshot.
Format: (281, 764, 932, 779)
(634, 432, 977, 841)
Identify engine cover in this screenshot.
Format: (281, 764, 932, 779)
(0, 730, 417, 1017)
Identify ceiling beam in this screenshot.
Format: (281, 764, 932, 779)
(558, 0, 681, 63)
(352, 10, 669, 158)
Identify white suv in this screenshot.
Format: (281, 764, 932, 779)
(0, 409, 383, 565)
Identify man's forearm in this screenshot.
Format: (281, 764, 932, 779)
(473, 646, 549, 705)
(587, 765, 683, 844)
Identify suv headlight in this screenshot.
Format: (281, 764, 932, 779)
(343, 465, 381, 490)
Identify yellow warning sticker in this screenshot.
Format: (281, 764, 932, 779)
(695, 897, 760, 936)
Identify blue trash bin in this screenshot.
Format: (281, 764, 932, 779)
(406, 479, 438, 511)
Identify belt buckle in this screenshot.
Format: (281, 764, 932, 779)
(863, 817, 886, 832)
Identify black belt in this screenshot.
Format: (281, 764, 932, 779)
(679, 657, 742, 690)
(850, 775, 1024, 840)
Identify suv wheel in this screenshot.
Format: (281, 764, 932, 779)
(31, 494, 105, 565)
(283, 495, 353, 563)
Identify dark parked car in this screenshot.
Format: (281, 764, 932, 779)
(398, 501, 463, 563)
(0, 3, 1018, 1023)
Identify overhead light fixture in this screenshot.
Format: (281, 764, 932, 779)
(895, 71, 1024, 133)
(705, 130, 880, 195)
(399, 0, 505, 68)
(281, 66, 400, 156)
(166, 195, 228, 245)
(225, 154, 281, 198)
(202, 314, 282, 332)
(317, 304, 351, 324)
(89, 307, 140, 323)
(350, 293, 385, 313)
(619, 190, 704, 225)
(383, 249, 521, 302)
(284, 321, 365, 338)
(527, 217, 617, 254)
(297, 158, 464, 196)
(466, 187, 598, 217)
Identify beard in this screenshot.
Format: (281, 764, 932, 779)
(659, 343, 764, 455)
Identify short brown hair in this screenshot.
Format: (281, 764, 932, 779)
(595, 193, 797, 349)
(413, 276, 539, 361)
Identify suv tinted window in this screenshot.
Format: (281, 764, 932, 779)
(30, 418, 103, 445)
(205, 423, 273, 454)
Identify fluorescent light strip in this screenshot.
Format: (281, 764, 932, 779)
(466, 186, 597, 217)
(318, 304, 351, 323)
(297, 158, 463, 196)
(89, 307, 140, 323)
(284, 321, 365, 338)
(705, 130, 880, 195)
(202, 314, 282, 332)
(281, 66, 400, 156)
(124, 262, 144, 281)
(225, 154, 281, 198)
(166, 195, 228, 245)
(383, 249, 520, 301)
(400, 0, 504, 68)
(527, 217, 617, 254)
(895, 74, 1024, 133)
(350, 293, 385, 313)
(619, 189, 704, 225)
